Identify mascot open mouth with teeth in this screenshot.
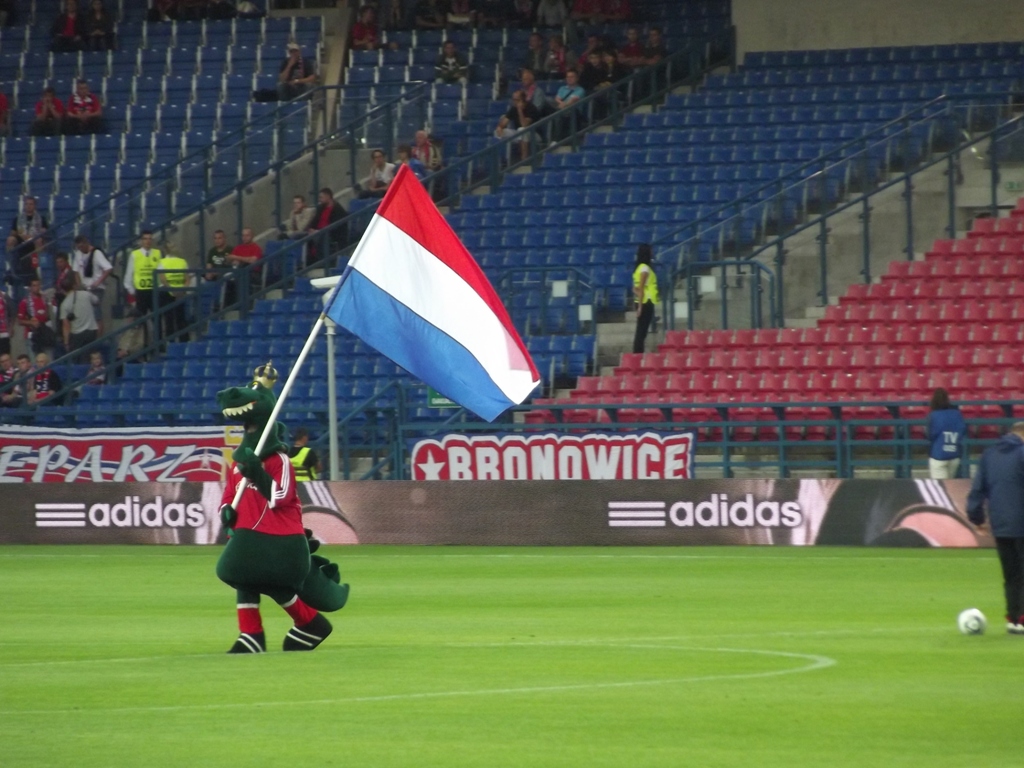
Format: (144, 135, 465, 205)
(215, 362, 349, 653)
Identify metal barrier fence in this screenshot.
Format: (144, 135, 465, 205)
(2, 387, 1018, 480)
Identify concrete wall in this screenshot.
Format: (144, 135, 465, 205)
(732, 0, 1024, 58)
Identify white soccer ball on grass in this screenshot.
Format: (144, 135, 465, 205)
(957, 608, 986, 635)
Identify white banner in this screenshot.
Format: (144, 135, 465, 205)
(0, 426, 241, 483)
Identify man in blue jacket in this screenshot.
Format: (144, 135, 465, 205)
(966, 423, 1024, 634)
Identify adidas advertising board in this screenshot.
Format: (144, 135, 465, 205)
(0, 478, 989, 548)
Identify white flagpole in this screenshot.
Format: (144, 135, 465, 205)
(230, 312, 327, 509)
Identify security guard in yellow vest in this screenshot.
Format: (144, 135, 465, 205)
(124, 231, 163, 318)
(632, 243, 659, 354)
(289, 427, 320, 481)
(157, 248, 192, 343)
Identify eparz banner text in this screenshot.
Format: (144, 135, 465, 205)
(0, 426, 240, 483)
(0, 478, 988, 548)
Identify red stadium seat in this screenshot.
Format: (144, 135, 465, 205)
(615, 353, 643, 374)
(883, 260, 911, 280)
(928, 239, 954, 255)
(969, 216, 997, 238)
(995, 217, 1024, 236)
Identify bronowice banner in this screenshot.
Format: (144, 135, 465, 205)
(0, 426, 239, 483)
(410, 432, 696, 481)
(0, 478, 989, 548)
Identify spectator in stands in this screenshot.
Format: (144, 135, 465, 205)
(0, 86, 9, 136)
(229, 228, 263, 293)
(632, 243, 658, 354)
(350, 5, 381, 51)
(51, 0, 86, 52)
(0, 297, 10, 356)
(29, 352, 63, 405)
(0, 0, 11, 27)
(31, 87, 65, 136)
(156, 247, 192, 343)
(601, 47, 630, 85)
(395, 144, 428, 180)
(478, 0, 515, 26)
(177, 0, 206, 21)
(283, 195, 315, 239)
(535, 0, 567, 27)
(72, 234, 112, 321)
(571, 0, 605, 24)
(0, 352, 20, 406)
(205, 229, 236, 308)
(576, 35, 604, 69)
(511, 0, 534, 26)
(7, 197, 48, 288)
(521, 32, 547, 77)
(579, 49, 607, 92)
(124, 231, 163, 337)
(18, 278, 56, 356)
(554, 69, 585, 110)
(54, 252, 75, 311)
(435, 41, 469, 85)
(413, 0, 446, 29)
(85, 350, 107, 385)
(59, 273, 99, 361)
(360, 149, 397, 198)
(519, 68, 550, 114)
(85, 0, 114, 51)
(603, 0, 632, 22)
(544, 35, 570, 79)
(618, 27, 644, 69)
(148, 0, 179, 22)
(447, 0, 475, 27)
(553, 69, 585, 141)
(278, 43, 317, 102)
(412, 130, 442, 172)
(66, 79, 105, 135)
(495, 90, 539, 161)
(3, 354, 32, 408)
(927, 388, 966, 479)
(308, 188, 347, 257)
(642, 26, 667, 66)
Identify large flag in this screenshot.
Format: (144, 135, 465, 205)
(324, 164, 540, 421)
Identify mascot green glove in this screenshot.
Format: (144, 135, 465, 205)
(215, 362, 350, 653)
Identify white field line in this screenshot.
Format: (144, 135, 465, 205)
(0, 624, 950, 655)
(0, 643, 836, 717)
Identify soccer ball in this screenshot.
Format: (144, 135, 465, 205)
(957, 608, 986, 635)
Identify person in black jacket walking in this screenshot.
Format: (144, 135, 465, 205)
(967, 423, 1024, 634)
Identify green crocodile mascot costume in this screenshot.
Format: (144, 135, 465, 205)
(215, 363, 350, 653)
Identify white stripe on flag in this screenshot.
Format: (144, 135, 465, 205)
(350, 214, 538, 405)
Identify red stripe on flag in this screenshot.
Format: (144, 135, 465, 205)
(375, 164, 538, 378)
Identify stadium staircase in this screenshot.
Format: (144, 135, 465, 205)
(530, 196, 1024, 442)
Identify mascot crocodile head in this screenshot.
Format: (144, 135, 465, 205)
(216, 362, 288, 458)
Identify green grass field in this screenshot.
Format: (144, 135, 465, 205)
(1, 545, 1020, 767)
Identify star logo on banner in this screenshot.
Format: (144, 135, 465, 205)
(416, 450, 446, 480)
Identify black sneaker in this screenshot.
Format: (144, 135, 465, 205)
(228, 631, 266, 653)
(282, 613, 333, 651)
